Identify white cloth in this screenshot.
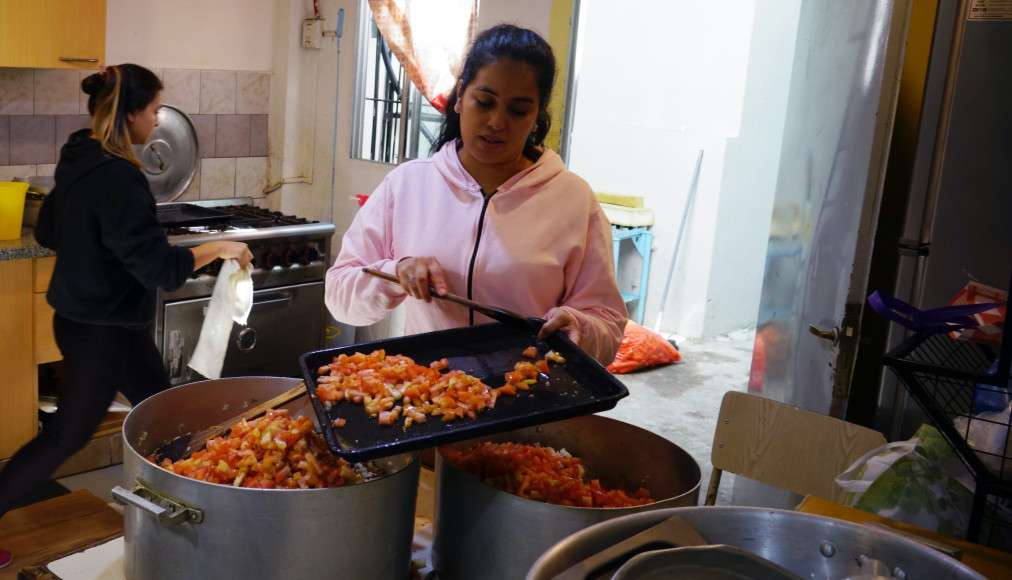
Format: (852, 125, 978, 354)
(188, 259, 253, 379)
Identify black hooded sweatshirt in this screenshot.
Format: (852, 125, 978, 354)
(34, 129, 194, 328)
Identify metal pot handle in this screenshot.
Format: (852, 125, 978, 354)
(112, 482, 205, 526)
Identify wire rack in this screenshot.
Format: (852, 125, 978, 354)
(884, 314, 1012, 549)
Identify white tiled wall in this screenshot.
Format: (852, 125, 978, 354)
(0, 67, 271, 201)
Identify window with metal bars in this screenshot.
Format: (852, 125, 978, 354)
(351, 7, 442, 164)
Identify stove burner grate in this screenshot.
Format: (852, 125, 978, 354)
(164, 205, 313, 235)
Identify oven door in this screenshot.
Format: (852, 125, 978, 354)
(161, 281, 324, 385)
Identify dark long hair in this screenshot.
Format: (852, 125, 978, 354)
(81, 64, 163, 167)
(431, 24, 556, 160)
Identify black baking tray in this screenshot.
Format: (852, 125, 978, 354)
(156, 202, 232, 227)
(299, 323, 629, 461)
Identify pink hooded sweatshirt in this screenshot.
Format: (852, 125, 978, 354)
(325, 143, 627, 365)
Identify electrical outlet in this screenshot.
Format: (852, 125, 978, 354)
(302, 19, 323, 49)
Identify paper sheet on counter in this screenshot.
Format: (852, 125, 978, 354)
(187, 259, 253, 379)
(47, 537, 125, 580)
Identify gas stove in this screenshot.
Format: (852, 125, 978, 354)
(161, 199, 336, 292)
(154, 198, 337, 384)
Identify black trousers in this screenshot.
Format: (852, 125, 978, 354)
(0, 313, 170, 518)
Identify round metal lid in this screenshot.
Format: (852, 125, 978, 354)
(135, 104, 199, 203)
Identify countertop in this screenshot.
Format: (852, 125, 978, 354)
(0, 227, 55, 262)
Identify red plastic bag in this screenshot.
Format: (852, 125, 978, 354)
(947, 281, 1007, 346)
(607, 320, 682, 374)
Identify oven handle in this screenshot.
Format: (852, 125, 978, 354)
(201, 292, 293, 316)
(249, 292, 294, 313)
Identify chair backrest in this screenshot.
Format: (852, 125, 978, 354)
(708, 391, 887, 504)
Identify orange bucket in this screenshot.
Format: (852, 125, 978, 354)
(0, 181, 30, 240)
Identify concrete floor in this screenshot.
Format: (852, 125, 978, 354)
(601, 326, 755, 506)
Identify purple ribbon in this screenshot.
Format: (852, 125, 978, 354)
(867, 290, 1005, 333)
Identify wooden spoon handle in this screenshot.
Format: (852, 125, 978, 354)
(218, 382, 308, 432)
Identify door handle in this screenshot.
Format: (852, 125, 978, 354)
(808, 324, 839, 344)
(201, 294, 292, 317)
(249, 293, 293, 313)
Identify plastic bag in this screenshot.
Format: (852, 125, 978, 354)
(835, 424, 974, 539)
(954, 398, 1012, 481)
(606, 320, 681, 374)
(946, 281, 1007, 346)
(973, 360, 1012, 414)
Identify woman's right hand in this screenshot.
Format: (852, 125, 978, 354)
(395, 256, 448, 302)
(191, 241, 254, 271)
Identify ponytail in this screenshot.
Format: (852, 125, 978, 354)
(81, 64, 162, 167)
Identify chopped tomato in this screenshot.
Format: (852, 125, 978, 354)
(152, 409, 381, 489)
(522, 346, 538, 358)
(445, 442, 654, 508)
(315, 350, 558, 430)
(545, 350, 567, 364)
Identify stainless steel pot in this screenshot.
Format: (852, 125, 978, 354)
(115, 377, 421, 580)
(432, 414, 701, 580)
(13, 176, 52, 227)
(527, 506, 986, 580)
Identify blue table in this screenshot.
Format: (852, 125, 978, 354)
(611, 225, 652, 324)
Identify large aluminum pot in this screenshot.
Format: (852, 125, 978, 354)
(115, 377, 421, 579)
(432, 414, 701, 580)
(528, 506, 986, 579)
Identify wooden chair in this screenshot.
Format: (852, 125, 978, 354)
(705, 391, 887, 505)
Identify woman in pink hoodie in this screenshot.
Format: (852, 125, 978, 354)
(325, 24, 626, 365)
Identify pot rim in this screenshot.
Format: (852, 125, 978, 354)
(436, 413, 701, 510)
(123, 376, 421, 492)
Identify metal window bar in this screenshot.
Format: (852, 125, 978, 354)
(355, 13, 440, 164)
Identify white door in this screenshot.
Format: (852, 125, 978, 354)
(749, 0, 913, 418)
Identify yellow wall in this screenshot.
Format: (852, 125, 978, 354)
(545, 0, 573, 152)
(895, 0, 939, 156)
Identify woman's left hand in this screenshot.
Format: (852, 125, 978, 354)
(538, 307, 581, 347)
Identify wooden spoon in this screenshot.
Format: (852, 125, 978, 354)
(151, 382, 308, 464)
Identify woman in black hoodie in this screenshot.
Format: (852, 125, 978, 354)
(0, 64, 252, 568)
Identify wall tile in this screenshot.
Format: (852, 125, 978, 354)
(56, 115, 91, 149)
(237, 71, 270, 115)
(78, 70, 93, 114)
(0, 69, 34, 115)
(37, 164, 56, 176)
(200, 71, 236, 115)
(215, 114, 250, 157)
(0, 165, 37, 181)
(10, 116, 56, 165)
(0, 116, 9, 166)
(162, 69, 201, 115)
(34, 70, 81, 115)
(190, 114, 216, 158)
(199, 157, 235, 200)
(236, 157, 268, 199)
(250, 114, 268, 157)
(176, 160, 201, 202)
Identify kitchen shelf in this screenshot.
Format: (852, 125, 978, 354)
(612, 225, 652, 325)
(884, 297, 1012, 550)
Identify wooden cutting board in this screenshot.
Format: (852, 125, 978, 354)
(0, 490, 123, 579)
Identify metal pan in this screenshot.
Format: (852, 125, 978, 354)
(299, 323, 629, 461)
(156, 202, 232, 228)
